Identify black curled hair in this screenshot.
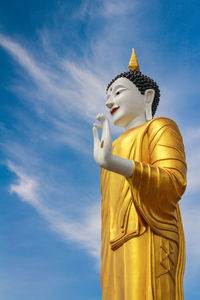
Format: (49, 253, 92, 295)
(106, 70, 160, 117)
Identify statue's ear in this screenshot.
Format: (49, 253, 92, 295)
(144, 89, 155, 121)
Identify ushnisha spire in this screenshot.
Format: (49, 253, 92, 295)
(128, 48, 140, 71)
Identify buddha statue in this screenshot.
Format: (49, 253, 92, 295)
(93, 49, 187, 300)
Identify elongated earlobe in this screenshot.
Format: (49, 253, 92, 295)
(145, 105, 152, 121)
(145, 89, 155, 121)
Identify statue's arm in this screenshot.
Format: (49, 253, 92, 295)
(127, 118, 187, 204)
(93, 113, 133, 177)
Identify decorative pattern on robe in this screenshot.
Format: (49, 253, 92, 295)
(100, 117, 186, 300)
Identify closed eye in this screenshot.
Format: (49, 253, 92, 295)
(115, 87, 127, 96)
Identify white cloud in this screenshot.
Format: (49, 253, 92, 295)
(0, 33, 106, 121)
(8, 162, 101, 261)
(73, 0, 139, 19)
(0, 34, 50, 85)
(1, 0, 200, 283)
(101, 0, 139, 18)
(0, 33, 110, 155)
(8, 161, 40, 207)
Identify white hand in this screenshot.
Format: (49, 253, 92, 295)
(93, 113, 134, 177)
(93, 113, 112, 169)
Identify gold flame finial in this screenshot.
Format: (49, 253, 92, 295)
(128, 48, 140, 71)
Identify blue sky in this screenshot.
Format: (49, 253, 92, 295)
(0, 0, 200, 299)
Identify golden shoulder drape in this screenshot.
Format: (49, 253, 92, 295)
(100, 117, 187, 300)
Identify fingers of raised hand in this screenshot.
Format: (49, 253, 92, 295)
(96, 113, 107, 123)
(93, 123, 103, 130)
(93, 126, 100, 146)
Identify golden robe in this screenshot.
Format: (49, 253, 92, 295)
(100, 117, 187, 300)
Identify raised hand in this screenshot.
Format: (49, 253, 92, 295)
(93, 113, 112, 169)
(93, 113, 134, 177)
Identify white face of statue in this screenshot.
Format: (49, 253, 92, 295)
(106, 77, 155, 129)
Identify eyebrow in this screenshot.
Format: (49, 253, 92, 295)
(106, 85, 127, 100)
(113, 85, 127, 92)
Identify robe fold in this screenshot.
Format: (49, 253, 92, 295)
(100, 117, 187, 300)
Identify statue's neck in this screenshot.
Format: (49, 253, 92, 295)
(125, 114, 148, 130)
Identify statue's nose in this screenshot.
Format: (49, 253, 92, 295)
(106, 99, 114, 109)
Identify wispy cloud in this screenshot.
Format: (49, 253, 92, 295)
(0, 34, 57, 96)
(8, 162, 101, 260)
(9, 162, 40, 206)
(0, 33, 106, 120)
(0, 0, 200, 282)
(100, 0, 139, 18)
(73, 0, 139, 19)
(0, 33, 109, 155)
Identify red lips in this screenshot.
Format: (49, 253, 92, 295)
(111, 106, 120, 115)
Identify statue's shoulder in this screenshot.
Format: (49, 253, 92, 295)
(148, 117, 179, 132)
(147, 117, 181, 141)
